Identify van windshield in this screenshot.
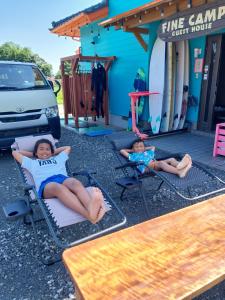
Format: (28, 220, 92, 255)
(0, 64, 50, 91)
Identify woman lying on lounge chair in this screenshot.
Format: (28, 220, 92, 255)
(12, 138, 106, 224)
(120, 139, 192, 178)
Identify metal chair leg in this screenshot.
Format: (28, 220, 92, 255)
(28, 214, 62, 265)
(120, 188, 126, 201)
(138, 184, 151, 218)
(156, 180, 164, 191)
(23, 214, 45, 225)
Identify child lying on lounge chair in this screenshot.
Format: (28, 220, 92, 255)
(12, 138, 106, 224)
(120, 139, 192, 178)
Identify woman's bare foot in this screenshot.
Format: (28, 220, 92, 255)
(177, 154, 191, 170)
(178, 162, 192, 178)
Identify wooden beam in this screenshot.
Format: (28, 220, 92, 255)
(125, 2, 177, 28)
(88, 6, 108, 22)
(112, 3, 176, 29)
(61, 55, 77, 62)
(100, 0, 207, 29)
(61, 54, 116, 64)
(78, 55, 116, 62)
(133, 32, 148, 52)
(51, 7, 108, 38)
(124, 0, 206, 28)
(72, 57, 79, 73)
(124, 27, 149, 34)
(99, 0, 172, 27)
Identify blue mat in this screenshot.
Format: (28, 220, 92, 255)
(85, 129, 113, 137)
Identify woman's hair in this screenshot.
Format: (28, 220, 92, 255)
(130, 139, 145, 149)
(33, 139, 54, 157)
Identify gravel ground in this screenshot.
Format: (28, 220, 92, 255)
(1, 126, 225, 300)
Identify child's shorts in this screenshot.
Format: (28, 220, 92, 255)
(38, 174, 69, 198)
(141, 160, 156, 173)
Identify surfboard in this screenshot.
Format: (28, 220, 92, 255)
(178, 40, 190, 129)
(173, 41, 185, 130)
(168, 42, 176, 131)
(160, 42, 173, 132)
(134, 68, 146, 125)
(149, 38, 166, 134)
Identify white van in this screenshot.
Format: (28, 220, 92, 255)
(0, 61, 61, 149)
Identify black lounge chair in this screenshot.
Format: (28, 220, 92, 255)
(3, 134, 126, 265)
(107, 134, 225, 211)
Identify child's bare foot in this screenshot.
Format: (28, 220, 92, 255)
(177, 154, 191, 170)
(187, 154, 192, 165)
(93, 188, 106, 223)
(94, 187, 105, 206)
(95, 205, 106, 223)
(88, 188, 102, 223)
(178, 162, 192, 178)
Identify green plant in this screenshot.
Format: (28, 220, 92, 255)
(56, 87, 63, 104)
(0, 42, 53, 76)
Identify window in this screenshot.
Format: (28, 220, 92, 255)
(0, 64, 49, 90)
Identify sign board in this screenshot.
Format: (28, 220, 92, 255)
(158, 0, 225, 42)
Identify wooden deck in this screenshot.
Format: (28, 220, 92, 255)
(150, 131, 225, 171)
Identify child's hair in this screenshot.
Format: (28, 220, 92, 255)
(130, 139, 145, 149)
(33, 139, 54, 157)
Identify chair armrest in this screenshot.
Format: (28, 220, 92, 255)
(156, 152, 183, 161)
(115, 161, 144, 170)
(72, 170, 97, 177)
(11, 141, 18, 151)
(23, 184, 36, 192)
(20, 184, 36, 198)
(15, 183, 35, 192)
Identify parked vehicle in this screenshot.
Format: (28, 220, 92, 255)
(0, 61, 61, 149)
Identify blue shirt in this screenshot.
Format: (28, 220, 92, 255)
(128, 150, 155, 173)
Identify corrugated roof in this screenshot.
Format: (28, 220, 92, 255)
(51, 0, 107, 29)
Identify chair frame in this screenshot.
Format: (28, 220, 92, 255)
(116, 155, 225, 201)
(7, 137, 126, 265)
(109, 136, 225, 205)
(16, 161, 127, 265)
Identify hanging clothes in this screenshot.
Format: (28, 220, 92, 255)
(91, 62, 106, 118)
(79, 71, 85, 109)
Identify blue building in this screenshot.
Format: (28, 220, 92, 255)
(51, 0, 225, 133)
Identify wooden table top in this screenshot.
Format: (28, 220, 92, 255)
(63, 195, 225, 300)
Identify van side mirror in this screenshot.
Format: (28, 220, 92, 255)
(48, 80, 61, 96)
(54, 80, 61, 97)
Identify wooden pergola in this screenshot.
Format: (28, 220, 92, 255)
(99, 0, 210, 51)
(61, 54, 115, 128)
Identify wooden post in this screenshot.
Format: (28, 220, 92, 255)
(61, 61, 69, 125)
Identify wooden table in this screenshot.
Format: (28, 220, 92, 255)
(63, 195, 225, 300)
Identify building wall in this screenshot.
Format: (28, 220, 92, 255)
(81, 0, 161, 122)
(81, 26, 155, 118)
(187, 30, 225, 128)
(187, 36, 206, 128)
(80, 0, 225, 129)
